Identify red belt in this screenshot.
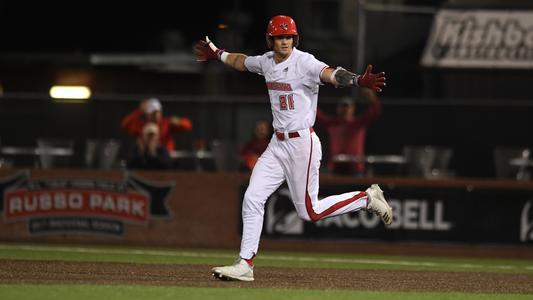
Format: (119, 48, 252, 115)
(275, 128, 314, 141)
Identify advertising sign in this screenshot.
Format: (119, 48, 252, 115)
(421, 9, 533, 69)
(253, 184, 533, 244)
(0, 171, 174, 237)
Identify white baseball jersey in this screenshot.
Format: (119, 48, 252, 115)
(245, 48, 328, 131)
(239, 48, 369, 260)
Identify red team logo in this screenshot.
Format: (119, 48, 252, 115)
(266, 81, 292, 91)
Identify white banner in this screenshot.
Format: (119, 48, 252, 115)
(421, 9, 533, 69)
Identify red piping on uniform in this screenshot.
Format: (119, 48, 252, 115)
(304, 130, 366, 222)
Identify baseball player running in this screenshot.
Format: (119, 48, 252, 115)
(195, 15, 392, 282)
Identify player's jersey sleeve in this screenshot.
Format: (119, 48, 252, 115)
(300, 53, 328, 86)
(244, 55, 264, 74)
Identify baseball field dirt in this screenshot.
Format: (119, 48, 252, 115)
(1, 259, 532, 294)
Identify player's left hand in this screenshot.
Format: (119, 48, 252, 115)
(357, 65, 386, 93)
(194, 36, 224, 62)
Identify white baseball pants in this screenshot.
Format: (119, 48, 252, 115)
(239, 128, 368, 259)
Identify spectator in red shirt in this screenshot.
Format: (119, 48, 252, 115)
(316, 88, 382, 175)
(127, 123, 172, 170)
(240, 120, 272, 171)
(121, 98, 193, 152)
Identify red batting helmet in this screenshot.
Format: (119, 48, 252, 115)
(266, 15, 299, 48)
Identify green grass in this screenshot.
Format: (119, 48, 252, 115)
(0, 284, 531, 300)
(0, 243, 532, 274)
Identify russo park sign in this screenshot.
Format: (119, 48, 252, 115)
(0, 171, 174, 237)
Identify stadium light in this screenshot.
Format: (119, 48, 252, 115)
(49, 85, 91, 101)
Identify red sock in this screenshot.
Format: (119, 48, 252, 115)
(244, 258, 254, 266)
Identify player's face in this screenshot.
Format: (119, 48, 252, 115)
(272, 35, 294, 58)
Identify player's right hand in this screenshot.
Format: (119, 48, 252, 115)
(195, 36, 224, 62)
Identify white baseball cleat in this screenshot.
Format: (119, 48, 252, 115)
(212, 258, 254, 282)
(365, 184, 393, 225)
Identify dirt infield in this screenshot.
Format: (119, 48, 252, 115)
(1, 259, 532, 294)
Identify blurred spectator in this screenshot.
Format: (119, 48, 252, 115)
(121, 98, 192, 152)
(240, 120, 272, 171)
(127, 123, 172, 170)
(316, 88, 382, 176)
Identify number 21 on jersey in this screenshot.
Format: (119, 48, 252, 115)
(279, 94, 294, 110)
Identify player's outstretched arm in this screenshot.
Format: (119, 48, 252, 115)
(321, 64, 386, 93)
(195, 36, 248, 72)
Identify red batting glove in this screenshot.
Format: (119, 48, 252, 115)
(357, 64, 386, 93)
(195, 36, 225, 62)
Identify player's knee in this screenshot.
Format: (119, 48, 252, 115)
(243, 188, 263, 200)
(307, 214, 321, 223)
(295, 210, 314, 222)
(310, 215, 321, 222)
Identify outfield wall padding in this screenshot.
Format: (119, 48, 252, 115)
(0, 169, 532, 258)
